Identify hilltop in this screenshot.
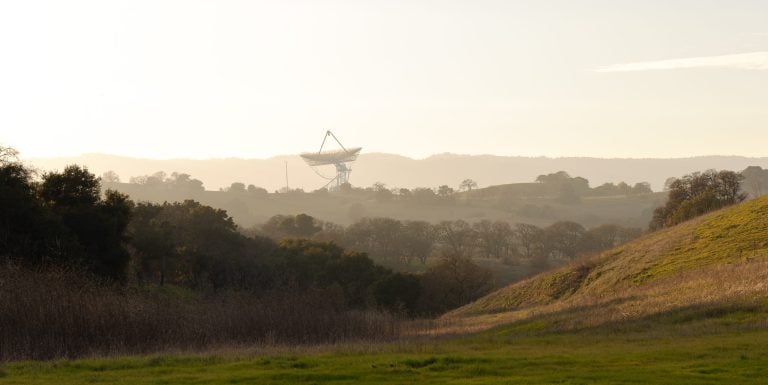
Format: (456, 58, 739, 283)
(102, 178, 663, 228)
(445, 195, 768, 333)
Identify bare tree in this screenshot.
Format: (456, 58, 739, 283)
(401, 220, 435, 265)
(101, 170, 121, 183)
(514, 223, 545, 259)
(435, 220, 476, 257)
(473, 220, 514, 259)
(459, 179, 478, 192)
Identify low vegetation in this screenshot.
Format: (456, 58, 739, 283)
(0, 265, 401, 361)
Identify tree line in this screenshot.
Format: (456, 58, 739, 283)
(256, 214, 644, 269)
(115, 170, 655, 202)
(111, 166, 768, 211)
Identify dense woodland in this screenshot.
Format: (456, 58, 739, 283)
(254, 213, 643, 273)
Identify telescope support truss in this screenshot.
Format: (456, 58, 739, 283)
(300, 130, 361, 191)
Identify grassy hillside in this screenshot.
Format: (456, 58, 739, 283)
(445, 195, 768, 333)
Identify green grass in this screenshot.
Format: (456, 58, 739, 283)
(5, 329, 768, 384)
(643, 196, 768, 279)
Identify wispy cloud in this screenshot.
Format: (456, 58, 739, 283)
(596, 51, 768, 72)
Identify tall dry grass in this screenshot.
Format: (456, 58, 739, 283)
(439, 258, 768, 335)
(0, 264, 402, 361)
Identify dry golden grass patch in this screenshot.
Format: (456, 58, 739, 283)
(442, 196, 768, 334)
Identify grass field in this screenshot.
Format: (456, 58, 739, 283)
(4, 327, 768, 384)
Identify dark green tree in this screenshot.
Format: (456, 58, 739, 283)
(129, 200, 255, 289)
(40, 165, 100, 207)
(650, 170, 746, 230)
(372, 273, 422, 314)
(0, 152, 55, 262)
(262, 213, 323, 239)
(276, 239, 390, 309)
(418, 255, 493, 315)
(36, 165, 134, 279)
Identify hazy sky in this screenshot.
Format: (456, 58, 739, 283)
(2, 0, 767, 160)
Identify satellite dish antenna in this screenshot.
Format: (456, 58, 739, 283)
(300, 130, 362, 191)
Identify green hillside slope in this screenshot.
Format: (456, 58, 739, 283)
(445, 195, 768, 333)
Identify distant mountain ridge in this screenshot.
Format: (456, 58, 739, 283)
(27, 153, 768, 192)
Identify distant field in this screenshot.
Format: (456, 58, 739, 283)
(5, 328, 768, 384)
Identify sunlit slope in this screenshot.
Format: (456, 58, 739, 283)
(447, 196, 768, 331)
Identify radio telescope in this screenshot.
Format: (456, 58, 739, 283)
(300, 130, 362, 191)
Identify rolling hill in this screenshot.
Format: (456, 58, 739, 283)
(102, 180, 663, 228)
(445, 195, 768, 334)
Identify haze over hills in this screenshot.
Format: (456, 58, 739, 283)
(27, 152, 768, 192)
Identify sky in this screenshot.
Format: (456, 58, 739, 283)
(1, 0, 767, 160)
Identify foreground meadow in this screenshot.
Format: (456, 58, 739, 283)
(4, 327, 768, 385)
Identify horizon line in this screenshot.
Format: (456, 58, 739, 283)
(21, 151, 768, 162)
